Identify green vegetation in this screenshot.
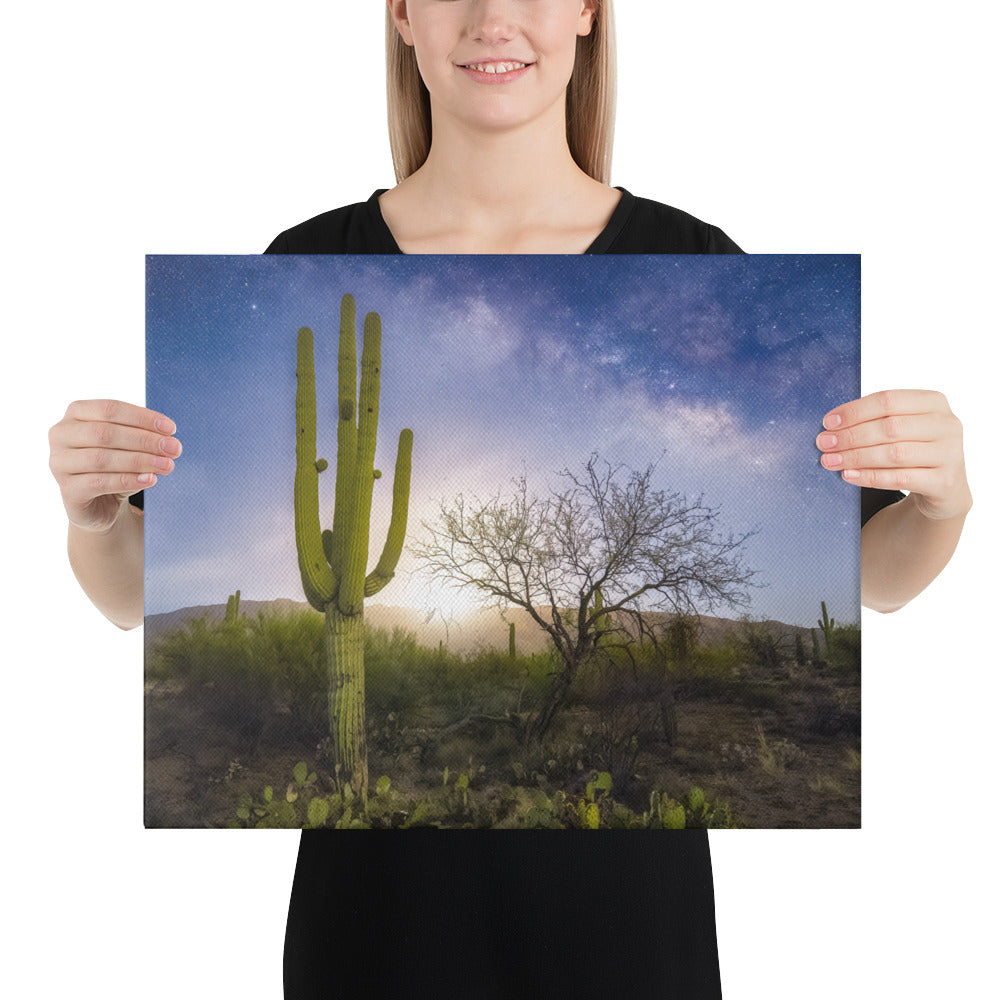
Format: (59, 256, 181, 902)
(147, 597, 859, 828)
(294, 292, 413, 802)
(230, 763, 739, 830)
(149, 604, 860, 740)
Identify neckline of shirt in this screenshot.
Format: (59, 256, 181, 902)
(367, 187, 634, 255)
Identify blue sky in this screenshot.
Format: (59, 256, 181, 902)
(146, 254, 859, 627)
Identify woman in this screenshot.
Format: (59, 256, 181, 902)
(48, 2, 971, 997)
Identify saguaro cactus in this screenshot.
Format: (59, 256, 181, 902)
(295, 293, 413, 803)
(818, 601, 835, 654)
(224, 589, 241, 626)
(591, 587, 608, 648)
(509, 622, 516, 660)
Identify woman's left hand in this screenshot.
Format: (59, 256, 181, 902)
(816, 389, 972, 521)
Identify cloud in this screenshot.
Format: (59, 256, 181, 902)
(430, 295, 520, 371)
(599, 392, 792, 476)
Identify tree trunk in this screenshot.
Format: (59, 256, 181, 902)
(325, 604, 368, 802)
(530, 660, 578, 743)
(659, 682, 678, 745)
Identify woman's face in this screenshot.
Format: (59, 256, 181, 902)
(389, 0, 596, 135)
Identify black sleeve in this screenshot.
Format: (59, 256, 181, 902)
(264, 231, 290, 254)
(128, 491, 144, 510)
(705, 224, 743, 254)
(861, 486, 905, 528)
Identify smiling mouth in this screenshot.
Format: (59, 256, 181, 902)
(460, 61, 531, 75)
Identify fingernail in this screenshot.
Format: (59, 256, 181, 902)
(818, 434, 838, 449)
(823, 453, 843, 468)
(159, 437, 181, 456)
(155, 418, 176, 434)
(153, 456, 173, 473)
(843, 469, 860, 481)
(824, 414, 842, 429)
(138, 473, 156, 485)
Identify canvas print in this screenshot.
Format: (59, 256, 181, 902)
(145, 254, 860, 829)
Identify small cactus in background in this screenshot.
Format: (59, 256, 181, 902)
(295, 293, 413, 803)
(591, 587, 608, 648)
(223, 589, 242, 626)
(818, 601, 835, 654)
(509, 622, 516, 659)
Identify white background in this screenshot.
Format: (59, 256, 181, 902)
(5, 2, 996, 997)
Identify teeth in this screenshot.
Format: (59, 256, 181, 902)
(465, 61, 527, 74)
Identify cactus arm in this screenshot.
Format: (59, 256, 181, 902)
(329, 294, 359, 586)
(295, 327, 336, 612)
(365, 428, 413, 598)
(340, 310, 381, 614)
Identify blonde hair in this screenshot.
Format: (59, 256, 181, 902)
(385, 1, 617, 184)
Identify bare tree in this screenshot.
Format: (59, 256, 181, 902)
(413, 456, 756, 741)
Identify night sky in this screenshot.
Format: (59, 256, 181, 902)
(146, 254, 860, 627)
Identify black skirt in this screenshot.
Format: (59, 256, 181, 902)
(284, 829, 723, 999)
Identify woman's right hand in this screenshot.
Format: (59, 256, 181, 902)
(48, 399, 181, 533)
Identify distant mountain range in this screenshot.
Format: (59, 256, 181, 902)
(144, 598, 817, 657)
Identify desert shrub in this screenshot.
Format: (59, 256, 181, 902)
(365, 626, 447, 716)
(246, 608, 326, 729)
(690, 640, 743, 679)
(808, 774, 846, 796)
(364, 627, 556, 726)
(802, 700, 861, 738)
(737, 617, 793, 671)
(578, 705, 648, 792)
(663, 614, 702, 673)
(827, 622, 861, 671)
(150, 614, 267, 740)
(754, 721, 805, 774)
(456, 647, 554, 718)
(150, 614, 252, 683)
(149, 606, 329, 742)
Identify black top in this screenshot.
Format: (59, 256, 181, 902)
(264, 186, 744, 256)
(145, 189, 904, 999)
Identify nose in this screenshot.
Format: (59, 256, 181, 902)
(468, 0, 517, 46)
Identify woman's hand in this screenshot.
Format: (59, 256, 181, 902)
(816, 389, 972, 521)
(48, 399, 181, 533)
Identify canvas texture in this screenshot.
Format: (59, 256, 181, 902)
(144, 254, 861, 829)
